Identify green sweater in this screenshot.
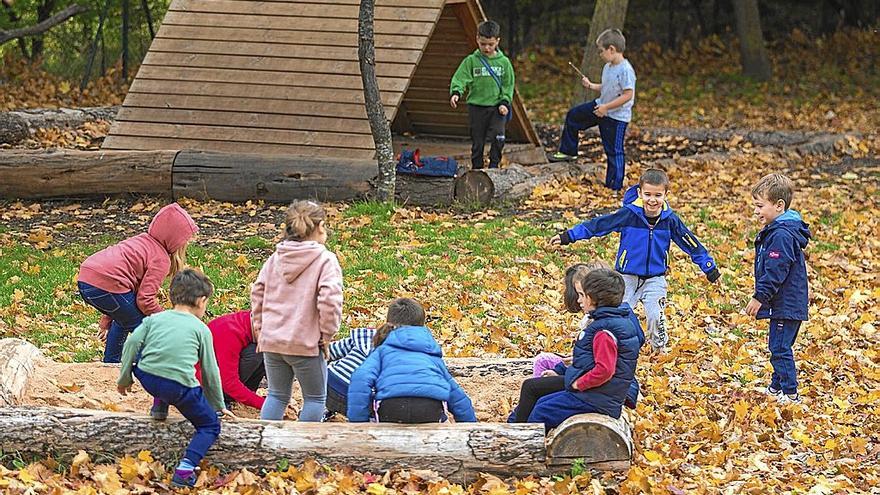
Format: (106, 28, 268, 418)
(450, 49, 515, 107)
(118, 310, 225, 411)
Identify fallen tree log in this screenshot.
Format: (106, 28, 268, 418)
(0, 106, 118, 144)
(0, 339, 42, 407)
(0, 149, 174, 198)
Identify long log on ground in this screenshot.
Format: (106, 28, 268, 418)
(0, 106, 119, 144)
(0, 407, 549, 482)
(0, 149, 174, 199)
(172, 151, 377, 203)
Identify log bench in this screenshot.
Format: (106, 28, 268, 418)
(0, 338, 632, 482)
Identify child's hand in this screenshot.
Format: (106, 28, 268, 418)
(220, 408, 238, 420)
(744, 298, 762, 317)
(318, 338, 330, 360)
(541, 369, 559, 377)
(581, 76, 593, 89)
(548, 234, 562, 246)
(594, 104, 608, 117)
(117, 384, 131, 395)
(97, 315, 112, 341)
(450, 94, 459, 108)
(498, 104, 509, 116)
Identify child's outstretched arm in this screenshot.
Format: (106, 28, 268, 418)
(549, 208, 629, 246)
(449, 57, 473, 108)
(670, 214, 720, 282)
(198, 330, 227, 412)
(346, 350, 381, 422)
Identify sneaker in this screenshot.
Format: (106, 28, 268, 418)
(150, 401, 169, 421)
(765, 386, 783, 398)
(778, 393, 802, 405)
(171, 471, 196, 488)
(322, 409, 336, 422)
(548, 151, 577, 162)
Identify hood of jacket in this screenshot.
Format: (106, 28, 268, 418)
(272, 240, 329, 283)
(383, 325, 442, 357)
(148, 203, 198, 253)
(623, 184, 672, 221)
(761, 209, 811, 249)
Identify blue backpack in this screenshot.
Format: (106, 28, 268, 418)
(396, 149, 458, 178)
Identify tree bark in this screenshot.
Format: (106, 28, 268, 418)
(0, 3, 86, 46)
(575, 0, 629, 104)
(358, 0, 396, 202)
(732, 0, 772, 81)
(0, 339, 43, 407)
(0, 149, 174, 199)
(0, 106, 119, 145)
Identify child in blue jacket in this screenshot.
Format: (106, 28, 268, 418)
(745, 173, 810, 404)
(347, 298, 477, 423)
(550, 169, 720, 350)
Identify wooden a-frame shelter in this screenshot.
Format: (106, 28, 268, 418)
(102, 0, 545, 164)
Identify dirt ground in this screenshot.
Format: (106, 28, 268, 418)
(22, 359, 524, 422)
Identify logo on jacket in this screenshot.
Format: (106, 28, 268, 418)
(768, 251, 780, 258)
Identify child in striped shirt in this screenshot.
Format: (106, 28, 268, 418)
(324, 327, 377, 420)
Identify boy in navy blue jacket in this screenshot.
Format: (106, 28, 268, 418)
(745, 174, 810, 404)
(347, 298, 477, 423)
(550, 169, 720, 350)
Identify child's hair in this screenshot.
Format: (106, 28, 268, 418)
(284, 200, 327, 241)
(639, 168, 670, 190)
(563, 262, 610, 313)
(477, 20, 501, 39)
(169, 244, 188, 278)
(579, 268, 625, 308)
(373, 298, 427, 347)
(751, 173, 794, 210)
(169, 268, 213, 307)
(596, 28, 626, 52)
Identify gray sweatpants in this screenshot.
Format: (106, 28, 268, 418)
(622, 274, 668, 349)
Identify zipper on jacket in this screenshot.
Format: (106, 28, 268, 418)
(646, 226, 654, 275)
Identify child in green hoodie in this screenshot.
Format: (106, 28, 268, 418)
(449, 20, 515, 170)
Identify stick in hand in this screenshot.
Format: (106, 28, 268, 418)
(568, 61, 586, 79)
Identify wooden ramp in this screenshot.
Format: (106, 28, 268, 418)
(103, 0, 543, 162)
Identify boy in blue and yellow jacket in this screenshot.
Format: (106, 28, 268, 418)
(745, 174, 810, 404)
(550, 169, 720, 350)
(348, 298, 477, 423)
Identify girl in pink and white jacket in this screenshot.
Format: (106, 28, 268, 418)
(251, 201, 343, 421)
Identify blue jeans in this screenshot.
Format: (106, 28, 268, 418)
(768, 319, 801, 394)
(77, 281, 145, 363)
(134, 367, 221, 465)
(260, 352, 327, 421)
(528, 390, 601, 431)
(558, 100, 628, 190)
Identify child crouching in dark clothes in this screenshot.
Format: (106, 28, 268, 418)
(347, 298, 477, 423)
(512, 268, 642, 430)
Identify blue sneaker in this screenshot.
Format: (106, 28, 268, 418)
(150, 400, 169, 421)
(171, 470, 196, 488)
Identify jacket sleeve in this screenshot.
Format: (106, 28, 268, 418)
(450, 56, 472, 97)
(118, 318, 149, 387)
(136, 259, 169, 315)
(564, 208, 629, 244)
(328, 334, 354, 362)
(198, 329, 226, 411)
(249, 262, 268, 343)
(573, 331, 617, 391)
(317, 256, 344, 342)
(347, 349, 381, 422)
(670, 213, 717, 275)
(753, 231, 795, 305)
(500, 57, 515, 106)
(214, 335, 265, 410)
(442, 364, 477, 422)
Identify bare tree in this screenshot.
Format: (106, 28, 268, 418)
(358, 0, 395, 202)
(732, 0, 772, 80)
(575, 0, 629, 104)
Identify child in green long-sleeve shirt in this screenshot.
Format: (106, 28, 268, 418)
(449, 20, 515, 169)
(117, 268, 234, 488)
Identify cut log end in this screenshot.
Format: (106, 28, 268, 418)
(545, 413, 633, 470)
(0, 338, 43, 407)
(453, 170, 494, 204)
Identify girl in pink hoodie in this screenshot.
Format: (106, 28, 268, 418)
(77, 203, 198, 363)
(251, 200, 343, 421)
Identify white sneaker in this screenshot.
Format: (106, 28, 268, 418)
(765, 386, 782, 398)
(777, 393, 802, 405)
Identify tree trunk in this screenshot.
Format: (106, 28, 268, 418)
(0, 2, 86, 46)
(0, 149, 174, 199)
(732, 0, 771, 81)
(172, 151, 376, 203)
(575, 0, 629, 104)
(358, 0, 395, 202)
(0, 106, 119, 144)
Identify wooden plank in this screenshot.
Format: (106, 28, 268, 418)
(142, 52, 414, 78)
(103, 135, 375, 159)
(128, 79, 402, 106)
(120, 93, 394, 120)
(157, 25, 428, 50)
(160, 11, 436, 35)
(149, 38, 422, 64)
(196, 0, 443, 6)
(172, 0, 440, 22)
(135, 65, 409, 92)
(115, 107, 373, 135)
(109, 122, 376, 149)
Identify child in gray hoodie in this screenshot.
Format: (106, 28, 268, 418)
(251, 200, 343, 421)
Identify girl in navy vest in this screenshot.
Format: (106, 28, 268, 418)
(513, 268, 643, 430)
